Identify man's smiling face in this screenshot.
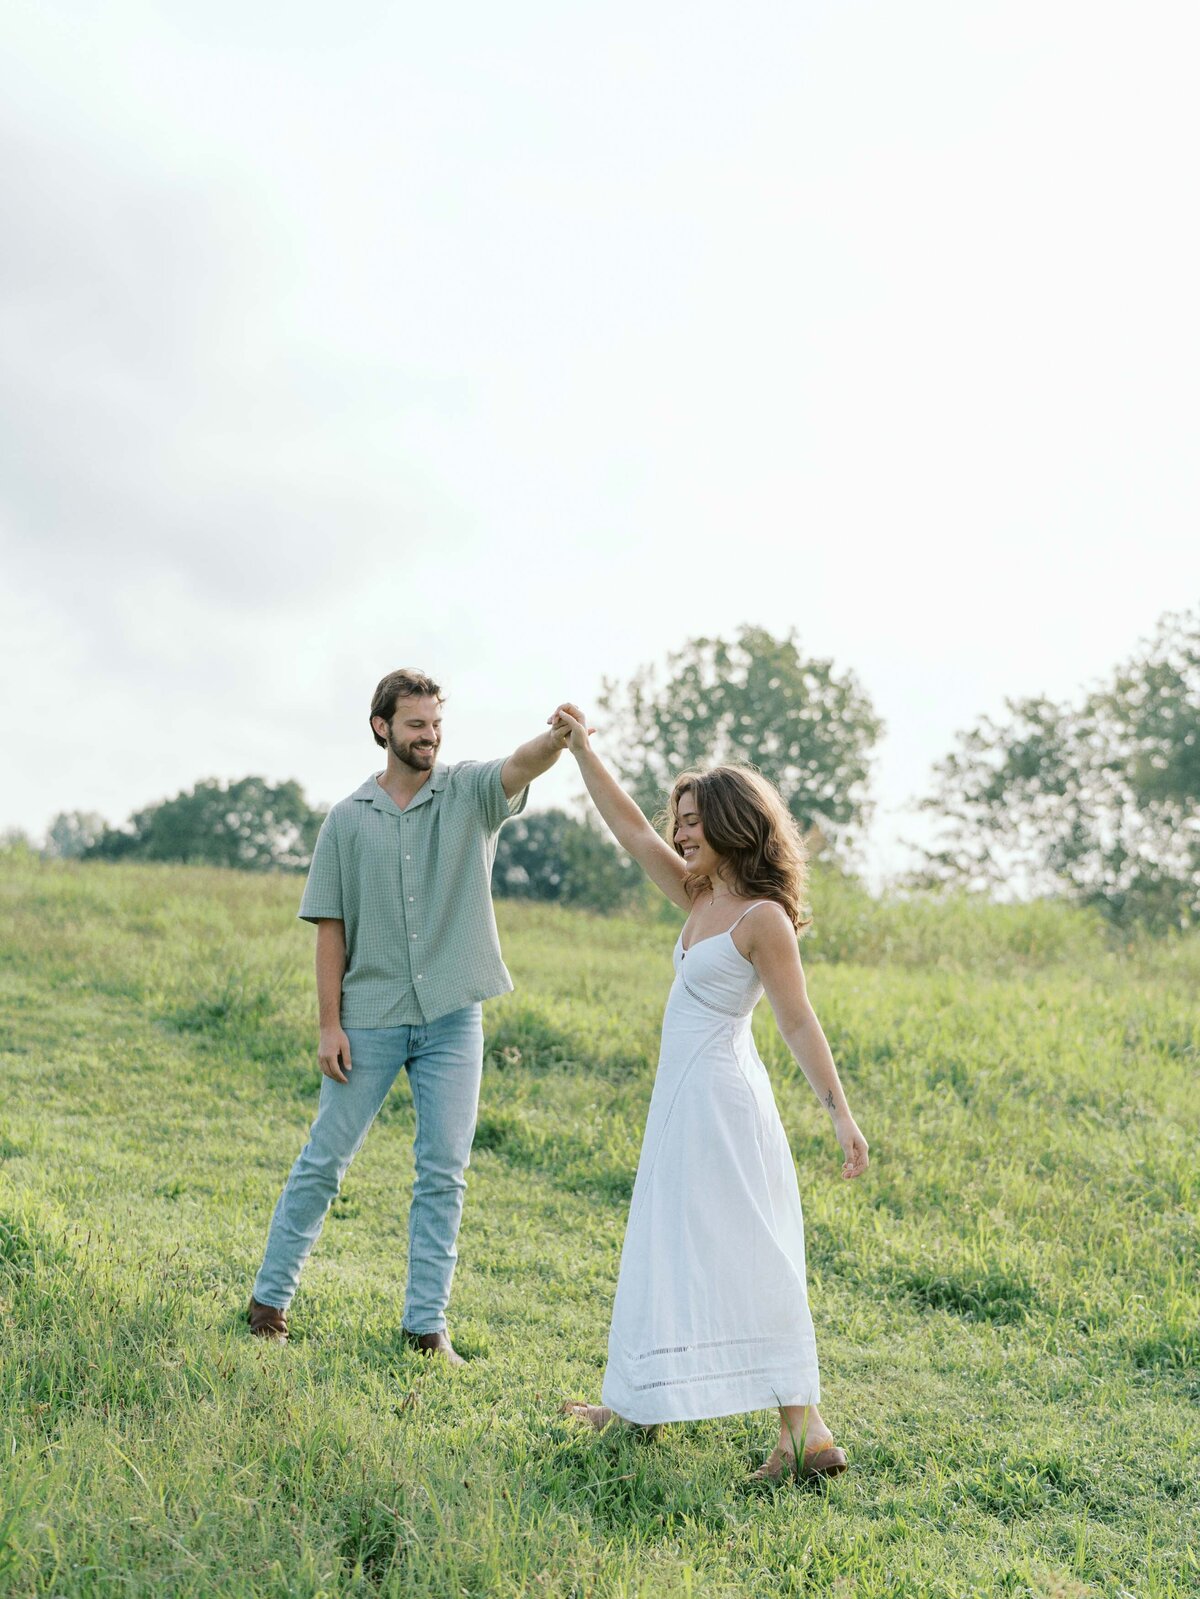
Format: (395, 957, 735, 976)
(373, 695, 443, 772)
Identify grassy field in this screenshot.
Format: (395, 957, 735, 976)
(1, 855, 1197, 1598)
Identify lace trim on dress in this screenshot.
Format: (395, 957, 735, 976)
(680, 978, 744, 1017)
(630, 1366, 774, 1392)
(628, 1333, 773, 1362)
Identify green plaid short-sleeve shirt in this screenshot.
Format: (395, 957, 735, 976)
(299, 759, 528, 1026)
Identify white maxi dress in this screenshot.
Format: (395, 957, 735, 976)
(601, 902, 821, 1426)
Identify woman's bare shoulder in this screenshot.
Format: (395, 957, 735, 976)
(734, 899, 796, 959)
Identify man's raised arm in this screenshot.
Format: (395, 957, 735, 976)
(499, 702, 584, 799)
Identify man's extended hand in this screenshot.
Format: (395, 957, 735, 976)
(503, 707, 590, 798)
(318, 1027, 353, 1084)
(549, 705, 593, 756)
(547, 703, 594, 747)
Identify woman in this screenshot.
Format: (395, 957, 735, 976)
(555, 710, 869, 1481)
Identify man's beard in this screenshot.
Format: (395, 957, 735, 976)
(387, 730, 438, 770)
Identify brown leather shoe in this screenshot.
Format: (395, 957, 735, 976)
(246, 1296, 288, 1342)
(401, 1328, 465, 1366)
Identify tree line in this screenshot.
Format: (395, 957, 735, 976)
(32, 609, 1200, 933)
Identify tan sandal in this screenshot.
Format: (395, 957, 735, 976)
(753, 1439, 848, 1482)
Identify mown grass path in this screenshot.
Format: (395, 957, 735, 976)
(1, 860, 1197, 1597)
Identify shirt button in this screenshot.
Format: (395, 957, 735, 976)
(405, 854, 411, 861)
(411, 933, 417, 939)
(416, 974, 423, 981)
(408, 896, 413, 902)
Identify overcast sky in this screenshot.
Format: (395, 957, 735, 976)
(3, 1, 1197, 880)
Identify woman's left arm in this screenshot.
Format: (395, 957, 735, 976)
(742, 907, 870, 1181)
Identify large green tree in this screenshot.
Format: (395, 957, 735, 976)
(86, 777, 324, 872)
(597, 626, 882, 845)
(918, 608, 1200, 932)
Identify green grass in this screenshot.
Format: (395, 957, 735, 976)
(1, 857, 1198, 1597)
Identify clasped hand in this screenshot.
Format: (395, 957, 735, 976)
(547, 702, 594, 753)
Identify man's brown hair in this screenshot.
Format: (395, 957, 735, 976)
(370, 669, 444, 747)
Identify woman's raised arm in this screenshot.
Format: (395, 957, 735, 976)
(553, 709, 691, 910)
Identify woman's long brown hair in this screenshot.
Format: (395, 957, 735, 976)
(665, 765, 812, 931)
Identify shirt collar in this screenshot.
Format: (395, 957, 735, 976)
(352, 767, 446, 815)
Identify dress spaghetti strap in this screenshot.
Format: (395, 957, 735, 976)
(729, 901, 773, 931)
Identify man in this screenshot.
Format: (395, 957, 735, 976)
(247, 668, 578, 1361)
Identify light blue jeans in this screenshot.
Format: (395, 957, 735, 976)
(252, 1004, 484, 1333)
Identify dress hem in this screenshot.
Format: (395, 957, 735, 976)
(601, 1378, 821, 1428)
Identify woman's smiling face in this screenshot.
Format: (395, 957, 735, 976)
(673, 788, 724, 880)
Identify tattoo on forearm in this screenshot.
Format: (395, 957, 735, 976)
(825, 1089, 835, 1111)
